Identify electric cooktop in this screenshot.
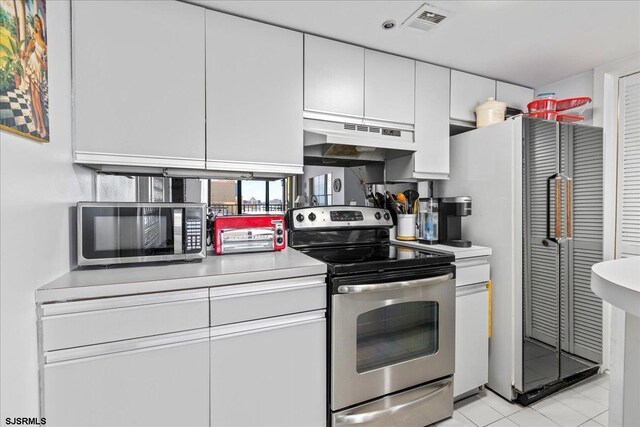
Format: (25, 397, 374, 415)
(299, 243, 454, 276)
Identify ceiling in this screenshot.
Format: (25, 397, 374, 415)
(185, 0, 640, 88)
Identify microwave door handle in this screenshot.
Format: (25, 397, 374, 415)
(337, 273, 453, 294)
(334, 381, 450, 425)
(174, 209, 183, 255)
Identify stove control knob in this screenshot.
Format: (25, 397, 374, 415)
(296, 213, 304, 222)
(308, 212, 316, 222)
(383, 212, 390, 221)
(276, 237, 284, 245)
(276, 228, 284, 236)
(374, 212, 382, 220)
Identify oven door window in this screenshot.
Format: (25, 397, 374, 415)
(82, 207, 175, 259)
(356, 301, 439, 373)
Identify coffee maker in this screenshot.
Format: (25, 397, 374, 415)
(437, 196, 472, 247)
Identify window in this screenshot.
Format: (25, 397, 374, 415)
(209, 180, 238, 215)
(310, 173, 332, 206)
(208, 179, 287, 215)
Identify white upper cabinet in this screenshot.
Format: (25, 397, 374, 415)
(386, 62, 450, 181)
(496, 81, 534, 112)
(450, 70, 496, 123)
(414, 62, 450, 178)
(206, 11, 303, 175)
(73, 1, 205, 169)
(304, 35, 364, 119)
(364, 50, 415, 125)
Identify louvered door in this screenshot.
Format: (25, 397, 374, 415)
(566, 124, 604, 363)
(616, 72, 640, 258)
(524, 119, 562, 350)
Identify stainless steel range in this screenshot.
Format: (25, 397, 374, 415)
(286, 206, 456, 427)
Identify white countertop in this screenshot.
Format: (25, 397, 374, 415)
(36, 248, 327, 303)
(391, 239, 492, 260)
(591, 257, 640, 317)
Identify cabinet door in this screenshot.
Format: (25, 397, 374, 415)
(364, 50, 415, 125)
(385, 62, 449, 181)
(450, 70, 496, 123)
(414, 62, 450, 177)
(73, 1, 205, 168)
(304, 35, 364, 118)
(210, 312, 326, 427)
(44, 331, 209, 427)
(454, 285, 489, 398)
(496, 81, 534, 112)
(206, 12, 303, 175)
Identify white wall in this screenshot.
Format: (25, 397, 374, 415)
(342, 166, 366, 206)
(0, 0, 93, 419)
(535, 70, 594, 124)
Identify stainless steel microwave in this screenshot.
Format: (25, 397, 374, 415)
(77, 202, 207, 266)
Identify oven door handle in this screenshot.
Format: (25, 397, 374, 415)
(337, 273, 453, 294)
(334, 382, 450, 425)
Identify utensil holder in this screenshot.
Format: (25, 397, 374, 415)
(396, 214, 417, 241)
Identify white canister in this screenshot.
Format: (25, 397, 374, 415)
(396, 214, 417, 241)
(475, 97, 507, 128)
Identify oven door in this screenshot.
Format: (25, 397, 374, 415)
(331, 265, 455, 411)
(78, 203, 182, 265)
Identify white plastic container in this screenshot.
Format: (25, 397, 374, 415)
(475, 97, 507, 128)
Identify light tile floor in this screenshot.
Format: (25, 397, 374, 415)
(436, 373, 610, 427)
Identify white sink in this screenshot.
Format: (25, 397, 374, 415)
(591, 257, 640, 317)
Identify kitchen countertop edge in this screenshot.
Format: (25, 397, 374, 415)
(36, 248, 327, 304)
(391, 239, 492, 259)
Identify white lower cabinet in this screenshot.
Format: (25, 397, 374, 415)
(210, 312, 326, 427)
(454, 283, 489, 398)
(43, 330, 210, 427)
(40, 277, 327, 427)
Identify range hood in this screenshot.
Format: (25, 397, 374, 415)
(303, 119, 416, 165)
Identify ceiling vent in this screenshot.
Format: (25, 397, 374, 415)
(402, 3, 451, 32)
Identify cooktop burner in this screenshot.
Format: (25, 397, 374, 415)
(301, 244, 454, 276)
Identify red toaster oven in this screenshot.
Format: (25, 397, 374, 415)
(213, 215, 286, 255)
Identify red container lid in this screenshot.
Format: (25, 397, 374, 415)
(556, 97, 591, 112)
(557, 114, 584, 123)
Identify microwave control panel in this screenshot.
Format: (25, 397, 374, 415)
(185, 208, 204, 253)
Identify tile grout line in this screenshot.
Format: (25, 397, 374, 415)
(528, 404, 565, 426)
(457, 408, 481, 426)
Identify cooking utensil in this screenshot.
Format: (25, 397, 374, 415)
(375, 192, 386, 210)
(396, 193, 407, 214)
(383, 192, 399, 226)
(403, 190, 419, 214)
(385, 191, 398, 211)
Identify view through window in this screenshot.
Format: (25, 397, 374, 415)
(208, 179, 287, 215)
(310, 173, 332, 206)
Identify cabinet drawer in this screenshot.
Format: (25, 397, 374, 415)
(454, 257, 490, 287)
(210, 275, 326, 326)
(41, 289, 209, 351)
